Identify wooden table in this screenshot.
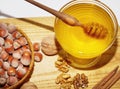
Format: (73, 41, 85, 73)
(0, 17, 120, 89)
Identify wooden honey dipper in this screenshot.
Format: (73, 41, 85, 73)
(25, 0, 108, 39)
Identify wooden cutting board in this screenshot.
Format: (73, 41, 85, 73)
(0, 17, 120, 89)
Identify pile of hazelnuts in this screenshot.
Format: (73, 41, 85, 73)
(0, 23, 43, 88)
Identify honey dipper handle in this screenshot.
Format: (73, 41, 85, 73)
(25, 0, 81, 26)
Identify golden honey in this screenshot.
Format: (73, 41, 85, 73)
(54, 1, 118, 68)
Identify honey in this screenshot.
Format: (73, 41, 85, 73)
(54, 1, 118, 68)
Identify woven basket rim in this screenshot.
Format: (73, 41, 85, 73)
(6, 26, 34, 89)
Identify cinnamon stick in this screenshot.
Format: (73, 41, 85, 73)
(92, 66, 119, 89)
(102, 70, 120, 89)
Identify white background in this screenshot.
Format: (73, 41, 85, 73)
(0, 0, 120, 25)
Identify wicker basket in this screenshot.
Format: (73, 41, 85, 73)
(6, 28, 34, 89)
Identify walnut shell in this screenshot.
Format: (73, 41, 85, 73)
(41, 35, 59, 56)
(20, 82, 38, 89)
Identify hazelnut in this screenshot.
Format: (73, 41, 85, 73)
(34, 52, 43, 62)
(7, 24, 16, 33)
(33, 42, 40, 51)
(20, 55, 31, 66)
(0, 27, 8, 38)
(12, 31, 22, 39)
(16, 67, 28, 79)
(0, 60, 3, 68)
(7, 67, 16, 76)
(0, 37, 5, 46)
(0, 77, 7, 87)
(3, 61, 10, 70)
(7, 76, 18, 86)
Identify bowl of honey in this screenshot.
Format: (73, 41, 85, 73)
(54, 0, 118, 68)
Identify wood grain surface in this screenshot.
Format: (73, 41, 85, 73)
(0, 17, 120, 89)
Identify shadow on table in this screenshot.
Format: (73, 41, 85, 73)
(0, 11, 54, 31)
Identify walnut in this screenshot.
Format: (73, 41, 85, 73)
(55, 57, 70, 73)
(20, 82, 38, 89)
(73, 73, 89, 89)
(55, 72, 89, 89)
(55, 73, 73, 89)
(41, 35, 60, 56)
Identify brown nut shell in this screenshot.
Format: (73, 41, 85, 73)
(41, 35, 59, 56)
